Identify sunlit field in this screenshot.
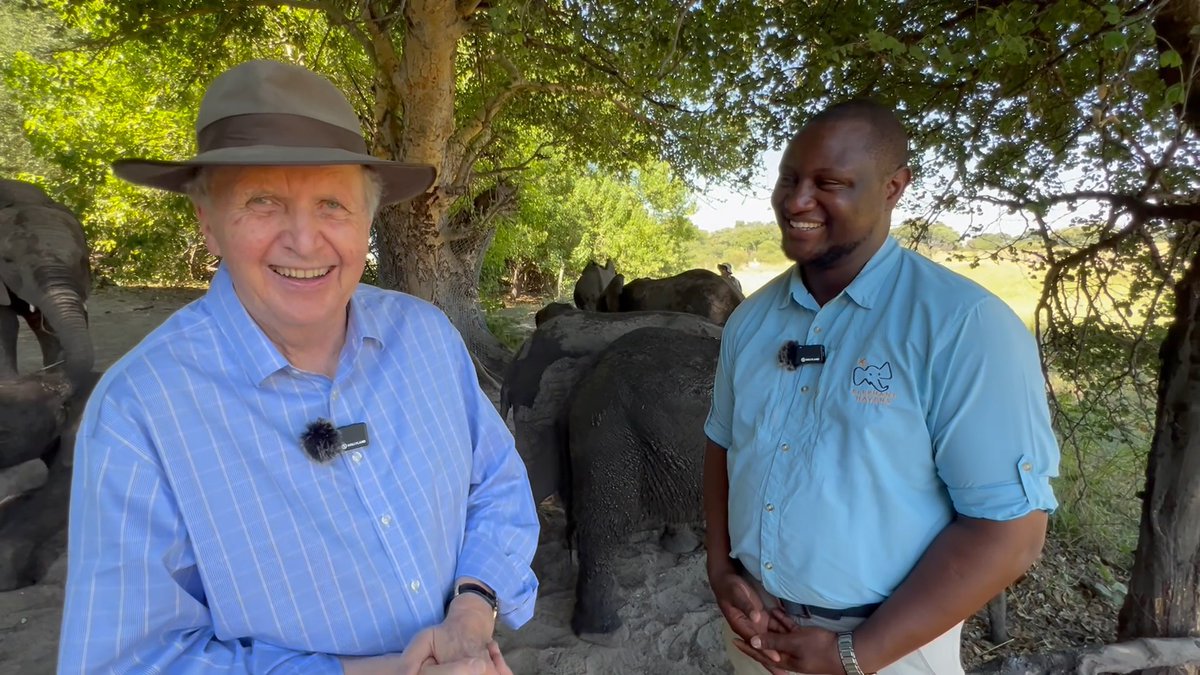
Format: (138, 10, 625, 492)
(737, 252, 1044, 327)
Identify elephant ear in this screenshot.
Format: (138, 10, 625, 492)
(0, 280, 8, 306)
(600, 274, 624, 312)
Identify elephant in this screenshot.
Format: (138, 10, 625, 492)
(565, 326, 718, 640)
(533, 301, 576, 327)
(0, 182, 93, 385)
(600, 268, 743, 325)
(500, 309, 723, 505)
(572, 259, 616, 310)
(0, 179, 58, 210)
(0, 369, 100, 590)
(0, 371, 76, 470)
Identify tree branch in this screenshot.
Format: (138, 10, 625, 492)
(456, 0, 485, 19)
(978, 191, 1200, 224)
(442, 182, 517, 242)
(655, 0, 699, 78)
(472, 141, 557, 181)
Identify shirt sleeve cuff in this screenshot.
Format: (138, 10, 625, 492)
(455, 535, 539, 629)
(704, 415, 732, 450)
(948, 455, 1059, 520)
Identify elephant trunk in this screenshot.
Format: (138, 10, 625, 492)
(34, 277, 93, 386)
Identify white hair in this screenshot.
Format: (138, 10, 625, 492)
(184, 165, 383, 216)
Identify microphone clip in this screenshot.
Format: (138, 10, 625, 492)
(779, 341, 826, 371)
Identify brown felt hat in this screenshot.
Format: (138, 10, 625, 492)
(112, 60, 436, 205)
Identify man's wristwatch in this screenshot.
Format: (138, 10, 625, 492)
(837, 631, 868, 675)
(452, 581, 499, 621)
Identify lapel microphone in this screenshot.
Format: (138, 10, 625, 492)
(779, 340, 826, 371)
(300, 418, 371, 463)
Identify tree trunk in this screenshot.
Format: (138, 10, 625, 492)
(1117, 242, 1200, 675)
(365, 0, 513, 395)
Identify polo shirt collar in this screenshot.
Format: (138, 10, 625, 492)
(780, 236, 901, 311)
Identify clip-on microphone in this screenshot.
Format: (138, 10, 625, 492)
(778, 340, 826, 371)
(300, 418, 370, 463)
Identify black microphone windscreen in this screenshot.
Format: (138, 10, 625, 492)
(300, 418, 341, 463)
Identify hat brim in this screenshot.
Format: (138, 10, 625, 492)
(112, 145, 437, 205)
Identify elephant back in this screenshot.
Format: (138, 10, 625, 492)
(567, 326, 719, 522)
(502, 310, 722, 505)
(0, 179, 56, 210)
(620, 269, 743, 324)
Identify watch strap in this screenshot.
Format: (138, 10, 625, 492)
(837, 631, 866, 675)
(453, 581, 498, 620)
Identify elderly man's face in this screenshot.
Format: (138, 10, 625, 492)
(195, 165, 372, 344)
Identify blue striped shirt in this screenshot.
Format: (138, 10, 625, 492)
(58, 265, 539, 674)
(705, 237, 1059, 608)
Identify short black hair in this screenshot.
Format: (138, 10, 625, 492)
(805, 99, 909, 171)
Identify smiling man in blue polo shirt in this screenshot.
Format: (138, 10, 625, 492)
(703, 100, 1059, 675)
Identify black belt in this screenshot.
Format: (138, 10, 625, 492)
(779, 598, 880, 620)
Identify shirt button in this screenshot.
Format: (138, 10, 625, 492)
(801, 386, 809, 393)
(410, 580, 420, 592)
(1023, 463, 1033, 472)
(331, 391, 340, 401)
(813, 326, 822, 333)
(380, 514, 392, 526)
(764, 562, 774, 571)
(351, 451, 364, 463)
(766, 503, 774, 512)
(781, 443, 790, 452)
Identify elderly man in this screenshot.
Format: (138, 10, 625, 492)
(58, 60, 538, 675)
(704, 100, 1059, 674)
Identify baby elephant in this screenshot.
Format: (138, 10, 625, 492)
(566, 326, 718, 641)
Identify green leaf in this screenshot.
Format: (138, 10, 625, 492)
(1160, 49, 1183, 68)
(1165, 82, 1187, 106)
(1102, 4, 1123, 26)
(1101, 31, 1127, 51)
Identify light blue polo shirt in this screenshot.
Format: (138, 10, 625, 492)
(705, 237, 1059, 609)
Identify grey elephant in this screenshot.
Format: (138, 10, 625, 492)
(0, 371, 75, 470)
(0, 179, 93, 385)
(565, 326, 717, 640)
(0, 369, 100, 590)
(572, 259, 616, 310)
(0, 179, 59, 209)
(500, 309, 723, 504)
(599, 268, 743, 325)
(533, 301, 576, 327)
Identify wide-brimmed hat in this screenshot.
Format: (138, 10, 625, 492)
(112, 60, 436, 205)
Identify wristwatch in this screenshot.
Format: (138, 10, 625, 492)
(452, 581, 499, 621)
(837, 631, 867, 675)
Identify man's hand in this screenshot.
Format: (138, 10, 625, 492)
(730, 612, 842, 675)
(707, 563, 785, 664)
(395, 592, 510, 675)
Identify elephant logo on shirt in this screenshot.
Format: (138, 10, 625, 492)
(852, 360, 893, 392)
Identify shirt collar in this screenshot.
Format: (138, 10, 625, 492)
(780, 236, 901, 311)
(204, 265, 383, 386)
(336, 288, 385, 377)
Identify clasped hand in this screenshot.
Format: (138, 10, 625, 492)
(341, 593, 512, 675)
(710, 566, 843, 675)
(399, 592, 512, 675)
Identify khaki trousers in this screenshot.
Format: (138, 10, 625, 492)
(721, 575, 964, 675)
